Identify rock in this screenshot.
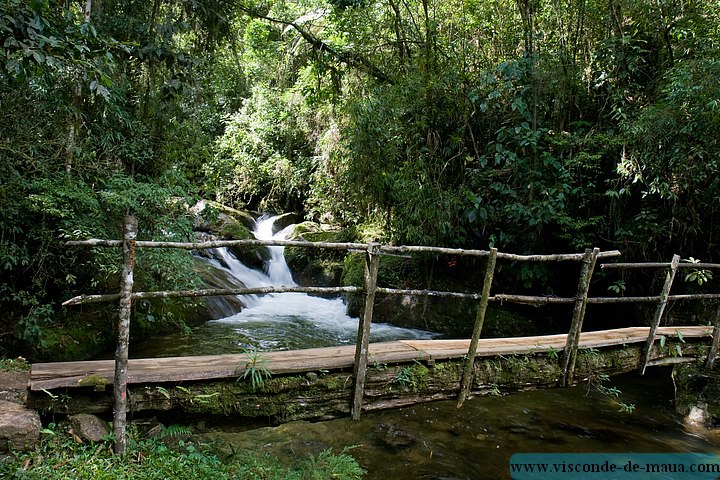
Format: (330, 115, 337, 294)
(0, 371, 30, 404)
(271, 213, 303, 234)
(190, 200, 256, 232)
(0, 400, 41, 451)
(68, 414, 110, 442)
(685, 404, 710, 429)
(373, 422, 417, 449)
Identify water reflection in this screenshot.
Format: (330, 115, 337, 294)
(200, 369, 720, 480)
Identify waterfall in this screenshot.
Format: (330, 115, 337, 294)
(201, 214, 436, 351)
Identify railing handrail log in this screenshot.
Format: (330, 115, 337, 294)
(62, 286, 363, 306)
(602, 262, 720, 269)
(65, 238, 621, 262)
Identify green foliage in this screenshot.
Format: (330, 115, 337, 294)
(0, 425, 365, 480)
(208, 85, 314, 211)
(238, 348, 272, 391)
(607, 280, 626, 295)
(682, 258, 713, 286)
(0, 357, 30, 372)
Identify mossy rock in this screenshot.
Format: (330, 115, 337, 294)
(673, 363, 720, 421)
(285, 223, 353, 286)
(191, 200, 255, 230)
(271, 213, 303, 234)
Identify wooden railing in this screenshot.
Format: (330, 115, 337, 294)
(63, 216, 720, 443)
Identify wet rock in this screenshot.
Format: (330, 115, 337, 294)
(0, 400, 40, 451)
(685, 404, 710, 429)
(68, 413, 110, 442)
(272, 213, 303, 234)
(373, 422, 417, 449)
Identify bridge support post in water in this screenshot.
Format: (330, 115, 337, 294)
(351, 242, 381, 420)
(638, 254, 681, 374)
(457, 248, 497, 408)
(562, 247, 600, 386)
(114, 215, 137, 454)
(705, 304, 720, 369)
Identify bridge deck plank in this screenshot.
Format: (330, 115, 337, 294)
(29, 326, 712, 391)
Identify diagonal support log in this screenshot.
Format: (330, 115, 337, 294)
(457, 248, 497, 408)
(562, 247, 600, 386)
(351, 243, 381, 420)
(639, 254, 681, 375)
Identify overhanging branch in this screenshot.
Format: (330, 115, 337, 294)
(237, 3, 393, 84)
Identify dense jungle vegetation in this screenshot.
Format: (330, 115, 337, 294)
(1, 0, 719, 359)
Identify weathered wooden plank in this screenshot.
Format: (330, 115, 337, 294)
(30, 327, 713, 391)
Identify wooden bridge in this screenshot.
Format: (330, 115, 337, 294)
(28, 325, 714, 422)
(30, 327, 713, 392)
(41, 216, 720, 435)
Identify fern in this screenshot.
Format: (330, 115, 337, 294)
(159, 424, 192, 439)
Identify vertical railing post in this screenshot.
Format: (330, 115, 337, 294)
(114, 215, 137, 454)
(457, 248, 497, 408)
(705, 304, 720, 370)
(639, 254, 681, 374)
(351, 242, 381, 420)
(561, 247, 600, 386)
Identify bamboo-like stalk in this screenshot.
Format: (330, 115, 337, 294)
(352, 243, 381, 420)
(458, 248, 497, 408)
(561, 248, 600, 386)
(114, 215, 136, 455)
(639, 254, 681, 375)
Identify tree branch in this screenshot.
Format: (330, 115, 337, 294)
(236, 3, 393, 84)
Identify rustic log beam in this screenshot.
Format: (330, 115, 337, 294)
(602, 262, 720, 269)
(351, 243, 381, 420)
(114, 215, 136, 455)
(65, 238, 620, 263)
(639, 254, 681, 375)
(705, 304, 720, 370)
(458, 248, 497, 408)
(65, 238, 368, 251)
(562, 248, 600, 386)
(63, 286, 363, 306)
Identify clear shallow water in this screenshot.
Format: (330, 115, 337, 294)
(200, 369, 720, 480)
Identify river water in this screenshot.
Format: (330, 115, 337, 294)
(130, 215, 435, 357)
(201, 369, 720, 479)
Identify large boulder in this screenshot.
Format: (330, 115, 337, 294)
(271, 212, 303, 234)
(0, 370, 29, 404)
(284, 222, 347, 287)
(0, 400, 40, 451)
(68, 413, 110, 442)
(190, 200, 256, 232)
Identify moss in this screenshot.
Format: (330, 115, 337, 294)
(220, 220, 253, 240)
(78, 374, 110, 389)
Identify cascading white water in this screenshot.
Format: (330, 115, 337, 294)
(206, 215, 436, 351)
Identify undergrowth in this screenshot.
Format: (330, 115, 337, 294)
(0, 425, 365, 480)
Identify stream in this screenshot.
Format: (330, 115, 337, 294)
(130, 215, 435, 358)
(199, 369, 720, 479)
